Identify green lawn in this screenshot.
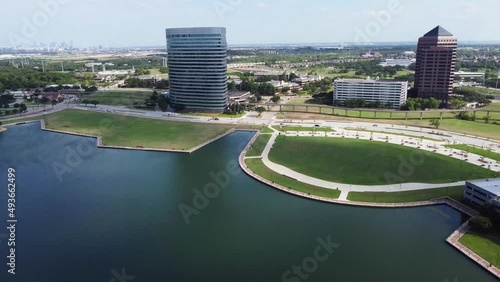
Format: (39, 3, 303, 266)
(269, 136, 495, 185)
(272, 126, 334, 132)
(400, 119, 500, 141)
(347, 186, 464, 203)
(86, 90, 154, 106)
(245, 158, 341, 199)
(246, 134, 272, 157)
(460, 231, 500, 267)
(445, 144, 500, 162)
(261, 126, 275, 134)
(42, 110, 236, 150)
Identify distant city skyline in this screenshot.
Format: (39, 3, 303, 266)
(1, 0, 500, 48)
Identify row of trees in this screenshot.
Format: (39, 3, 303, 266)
(0, 94, 15, 108)
(302, 78, 332, 94)
(123, 78, 170, 89)
(81, 100, 100, 107)
(401, 98, 440, 111)
(0, 67, 78, 92)
(238, 78, 275, 100)
(335, 98, 394, 109)
(454, 87, 494, 104)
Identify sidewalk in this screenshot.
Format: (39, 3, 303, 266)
(256, 132, 467, 200)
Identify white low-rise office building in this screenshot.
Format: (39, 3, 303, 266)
(464, 179, 500, 212)
(334, 78, 408, 109)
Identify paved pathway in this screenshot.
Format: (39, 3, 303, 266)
(253, 130, 477, 201)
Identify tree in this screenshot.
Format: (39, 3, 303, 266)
(174, 104, 186, 112)
(13, 103, 20, 109)
(158, 97, 170, 112)
(82, 99, 90, 106)
(256, 106, 266, 117)
(430, 119, 440, 129)
(19, 103, 27, 113)
(150, 92, 159, 102)
(469, 216, 493, 232)
(271, 95, 281, 103)
(40, 96, 49, 109)
(91, 100, 99, 107)
(372, 100, 382, 109)
(159, 67, 168, 74)
(281, 87, 291, 94)
(428, 97, 440, 109)
(51, 100, 58, 108)
(449, 97, 467, 110)
(228, 81, 237, 91)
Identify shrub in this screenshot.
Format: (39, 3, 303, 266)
(469, 216, 493, 232)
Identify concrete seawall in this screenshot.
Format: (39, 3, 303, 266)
(39, 119, 257, 154)
(238, 131, 499, 279)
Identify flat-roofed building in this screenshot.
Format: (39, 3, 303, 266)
(334, 78, 408, 109)
(464, 179, 500, 213)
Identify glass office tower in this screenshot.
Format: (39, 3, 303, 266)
(166, 27, 228, 111)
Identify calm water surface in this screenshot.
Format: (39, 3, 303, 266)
(0, 122, 497, 282)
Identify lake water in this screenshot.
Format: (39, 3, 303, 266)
(0, 122, 497, 282)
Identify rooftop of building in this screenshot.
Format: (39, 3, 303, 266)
(423, 25, 453, 37)
(335, 78, 408, 84)
(228, 90, 251, 98)
(467, 178, 500, 195)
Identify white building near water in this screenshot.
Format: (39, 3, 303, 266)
(464, 179, 500, 213)
(334, 78, 408, 109)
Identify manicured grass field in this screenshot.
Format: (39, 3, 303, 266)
(446, 144, 500, 162)
(401, 119, 500, 141)
(261, 126, 275, 134)
(87, 90, 153, 106)
(42, 110, 236, 150)
(272, 126, 334, 132)
(269, 136, 495, 185)
(460, 231, 500, 267)
(347, 186, 464, 203)
(246, 134, 271, 157)
(245, 159, 341, 199)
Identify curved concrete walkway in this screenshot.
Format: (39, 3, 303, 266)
(257, 131, 466, 201)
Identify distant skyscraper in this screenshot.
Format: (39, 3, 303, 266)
(414, 26, 457, 105)
(166, 27, 228, 111)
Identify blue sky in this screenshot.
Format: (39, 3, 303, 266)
(1, 0, 498, 47)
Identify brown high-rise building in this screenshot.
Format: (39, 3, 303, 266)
(414, 26, 457, 105)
